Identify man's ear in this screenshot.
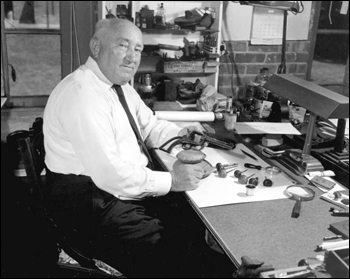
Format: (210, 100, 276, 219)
(89, 38, 100, 58)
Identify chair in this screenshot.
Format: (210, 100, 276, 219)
(18, 118, 124, 278)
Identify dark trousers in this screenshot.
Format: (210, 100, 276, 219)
(46, 170, 235, 278)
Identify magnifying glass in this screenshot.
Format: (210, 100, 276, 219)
(284, 185, 315, 218)
(265, 166, 281, 175)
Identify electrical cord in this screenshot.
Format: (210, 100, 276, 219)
(72, 2, 81, 67)
(328, 1, 333, 25)
(70, 1, 81, 72)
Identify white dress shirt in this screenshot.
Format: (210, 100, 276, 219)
(43, 57, 182, 200)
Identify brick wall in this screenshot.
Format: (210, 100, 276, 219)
(218, 40, 311, 97)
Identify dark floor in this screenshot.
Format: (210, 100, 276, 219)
(1, 141, 58, 278)
(1, 141, 237, 278)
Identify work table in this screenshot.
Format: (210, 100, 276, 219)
(153, 112, 349, 271)
(191, 120, 348, 270)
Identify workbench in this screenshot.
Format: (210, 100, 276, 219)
(154, 117, 349, 272)
(197, 121, 348, 270)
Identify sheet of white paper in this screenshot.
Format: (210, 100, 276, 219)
(155, 143, 295, 208)
(155, 111, 215, 122)
(234, 122, 301, 135)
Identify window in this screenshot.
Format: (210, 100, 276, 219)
(1, 1, 97, 107)
(6, 34, 61, 97)
(1, 1, 61, 106)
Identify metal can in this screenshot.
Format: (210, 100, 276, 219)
(246, 185, 256, 196)
(144, 74, 151, 86)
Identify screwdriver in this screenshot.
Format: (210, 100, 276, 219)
(244, 163, 265, 170)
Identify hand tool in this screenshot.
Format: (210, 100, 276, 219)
(241, 149, 258, 161)
(284, 185, 315, 218)
(244, 163, 282, 175)
(244, 163, 264, 170)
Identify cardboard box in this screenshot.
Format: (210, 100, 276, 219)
(324, 248, 349, 278)
(163, 61, 204, 73)
(163, 60, 219, 74)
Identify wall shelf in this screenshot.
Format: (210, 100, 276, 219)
(140, 28, 219, 35)
(101, 1, 223, 94)
(141, 28, 188, 35)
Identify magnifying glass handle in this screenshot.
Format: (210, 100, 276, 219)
(292, 198, 301, 218)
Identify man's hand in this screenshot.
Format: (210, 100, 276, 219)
(178, 125, 208, 151)
(178, 125, 205, 137)
(170, 160, 204, 192)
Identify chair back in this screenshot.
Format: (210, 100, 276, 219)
(17, 119, 104, 271)
(18, 132, 45, 200)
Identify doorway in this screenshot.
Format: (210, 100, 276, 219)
(310, 1, 348, 92)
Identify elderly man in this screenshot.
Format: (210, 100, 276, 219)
(44, 18, 234, 278)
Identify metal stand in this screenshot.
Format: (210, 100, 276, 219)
(277, 10, 288, 74)
(278, 112, 324, 175)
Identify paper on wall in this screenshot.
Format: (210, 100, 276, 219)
(289, 105, 307, 123)
(259, 100, 273, 118)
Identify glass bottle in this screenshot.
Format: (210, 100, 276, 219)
(158, 3, 166, 26)
(135, 12, 141, 28)
(142, 17, 147, 29)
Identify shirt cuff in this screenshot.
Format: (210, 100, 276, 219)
(169, 125, 183, 139)
(150, 170, 172, 197)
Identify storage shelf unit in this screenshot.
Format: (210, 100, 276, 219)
(100, 1, 223, 90)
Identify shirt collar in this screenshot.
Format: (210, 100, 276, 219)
(85, 56, 113, 87)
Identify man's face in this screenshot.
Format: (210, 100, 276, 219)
(96, 25, 143, 85)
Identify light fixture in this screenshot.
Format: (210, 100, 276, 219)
(238, 1, 301, 13)
(263, 74, 349, 175)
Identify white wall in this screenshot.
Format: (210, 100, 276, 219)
(103, 1, 312, 43)
(222, 1, 312, 41)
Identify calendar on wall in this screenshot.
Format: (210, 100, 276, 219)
(250, 7, 284, 45)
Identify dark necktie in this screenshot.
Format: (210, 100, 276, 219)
(112, 84, 154, 170)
